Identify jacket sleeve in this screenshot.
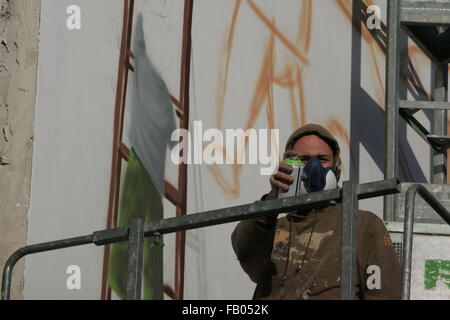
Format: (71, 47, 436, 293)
(357, 212, 402, 300)
(231, 194, 277, 284)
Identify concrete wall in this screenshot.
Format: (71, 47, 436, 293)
(0, 0, 40, 300)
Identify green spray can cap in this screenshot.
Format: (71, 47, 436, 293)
(283, 155, 304, 166)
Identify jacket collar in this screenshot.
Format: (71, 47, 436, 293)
(287, 201, 340, 222)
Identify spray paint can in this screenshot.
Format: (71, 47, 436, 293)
(278, 156, 305, 199)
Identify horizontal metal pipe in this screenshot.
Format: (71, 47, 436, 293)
(400, 100, 450, 111)
(1, 235, 94, 300)
(401, 3, 450, 25)
(402, 184, 450, 300)
(145, 188, 340, 237)
(144, 179, 400, 236)
(357, 179, 400, 200)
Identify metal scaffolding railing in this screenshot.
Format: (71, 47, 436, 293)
(2, 179, 402, 300)
(384, 1, 450, 299)
(3, 179, 450, 300)
(384, 0, 450, 222)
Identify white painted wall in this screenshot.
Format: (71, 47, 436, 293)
(25, 0, 122, 299)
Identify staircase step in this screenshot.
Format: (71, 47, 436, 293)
(427, 135, 450, 151)
(400, 1, 450, 64)
(400, 100, 450, 114)
(401, 1, 450, 25)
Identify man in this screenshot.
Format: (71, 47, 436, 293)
(231, 124, 401, 300)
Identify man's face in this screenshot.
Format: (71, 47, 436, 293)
(292, 134, 335, 168)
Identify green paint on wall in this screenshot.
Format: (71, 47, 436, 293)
(108, 148, 164, 300)
(424, 260, 450, 290)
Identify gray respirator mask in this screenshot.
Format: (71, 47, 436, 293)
(302, 156, 338, 193)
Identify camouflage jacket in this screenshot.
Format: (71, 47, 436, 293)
(231, 201, 401, 300)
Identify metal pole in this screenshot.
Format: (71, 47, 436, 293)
(402, 185, 415, 300)
(384, 0, 401, 221)
(1, 235, 93, 300)
(340, 181, 358, 300)
(402, 184, 450, 300)
(126, 219, 145, 300)
(432, 63, 448, 184)
(102, 0, 136, 300)
(175, 0, 194, 301)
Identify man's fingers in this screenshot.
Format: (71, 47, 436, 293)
(279, 162, 294, 174)
(268, 150, 299, 194)
(274, 171, 294, 184)
(270, 175, 290, 191)
(274, 180, 290, 192)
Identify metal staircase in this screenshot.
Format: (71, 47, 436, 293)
(383, 0, 450, 300)
(384, 0, 450, 223)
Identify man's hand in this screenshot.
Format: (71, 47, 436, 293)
(257, 151, 299, 229)
(266, 150, 298, 200)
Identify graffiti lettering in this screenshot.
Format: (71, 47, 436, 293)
(425, 260, 450, 290)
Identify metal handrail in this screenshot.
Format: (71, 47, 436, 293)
(402, 184, 450, 300)
(1, 235, 94, 300)
(1, 179, 399, 300)
(1, 228, 129, 300)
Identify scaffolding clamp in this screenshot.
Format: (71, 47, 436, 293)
(150, 233, 164, 248)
